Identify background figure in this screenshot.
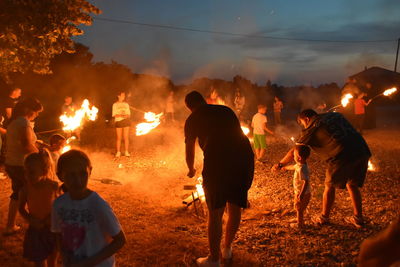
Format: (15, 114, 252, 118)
(273, 96, 283, 125)
(233, 89, 245, 118)
(184, 91, 254, 267)
(251, 104, 274, 162)
(112, 92, 131, 157)
(2, 87, 22, 127)
(165, 90, 175, 123)
(354, 92, 371, 134)
(61, 96, 81, 140)
(4, 98, 43, 235)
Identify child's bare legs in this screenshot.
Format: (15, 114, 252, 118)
(123, 126, 130, 153)
(259, 148, 266, 160)
(295, 193, 311, 227)
(254, 148, 260, 160)
(115, 128, 122, 153)
(6, 199, 19, 230)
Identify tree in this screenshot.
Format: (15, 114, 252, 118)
(0, 0, 100, 79)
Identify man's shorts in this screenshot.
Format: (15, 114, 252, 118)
(204, 185, 249, 210)
(115, 118, 131, 128)
(325, 155, 369, 189)
(253, 134, 266, 149)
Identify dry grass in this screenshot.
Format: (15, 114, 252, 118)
(0, 124, 399, 266)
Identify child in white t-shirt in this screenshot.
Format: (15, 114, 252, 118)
(52, 149, 126, 266)
(112, 92, 131, 157)
(282, 145, 311, 228)
(251, 104, 274, 162)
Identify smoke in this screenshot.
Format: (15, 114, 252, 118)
(273, 122, 301, 144)
(296, 86, 323, 110)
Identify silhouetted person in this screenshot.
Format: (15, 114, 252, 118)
(184, 91, 254, 266)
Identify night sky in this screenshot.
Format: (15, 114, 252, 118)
(77, 0, 400, 86)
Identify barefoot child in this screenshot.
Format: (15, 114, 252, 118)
(52, 149, 126, 266)
(18, 149, 59, 266)
(282, 145, 311, 228)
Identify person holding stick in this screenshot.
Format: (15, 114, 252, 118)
(184, 91, 254, 266)
(354, 92, 371, 134)
(112, 92, 131, 157)
(272, 109, 371, 228)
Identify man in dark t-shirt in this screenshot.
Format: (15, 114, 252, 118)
(273, 109, 371, 228)
(2, 87, 21, 126)
(184, 91, 254, 266)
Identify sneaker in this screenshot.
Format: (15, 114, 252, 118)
(196, 256, 220, 267)
(314, 214, 329, 226)
(221, 247, 233, 265)
(124, 151, 130, 157)
(115, 152, 121, 157)
(345, 215, 365, 228)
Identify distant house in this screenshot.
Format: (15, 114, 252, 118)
(349, 66, 400, 99)
(347, 66, 400, 129)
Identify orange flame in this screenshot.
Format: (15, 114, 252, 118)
(368, 160, 376, 172)
(61, 136, 76, 154)
(341, 93, 353, 107)
(290, 136, 295, 142)
(383, 87, 397, 96)
(59, 99, 98, 131)
(241, 126, 250, 136)
(136, 112, 163, 136)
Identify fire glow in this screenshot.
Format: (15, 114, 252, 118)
(383, 87, 397, 96)
(61, 136, 76, 154)
(341, 93, 353, 107)
(194, 177, 205, 201)
(136, 112, 163, 136)
(368, 160, 376, 172)
(241, 126, 250, 136)
(59, 99, 98, 131)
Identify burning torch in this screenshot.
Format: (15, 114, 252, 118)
(369, 87, 398, 103)
(328, 93, 354, 112)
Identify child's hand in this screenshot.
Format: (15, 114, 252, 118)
(187, 168, 196, 178)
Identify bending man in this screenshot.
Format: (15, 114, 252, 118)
(273, 109, 371, 228)
(184, 91, 254, 267)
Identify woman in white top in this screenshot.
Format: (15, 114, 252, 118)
(112, 92, 131, 157)
(4, 97, 43, 235)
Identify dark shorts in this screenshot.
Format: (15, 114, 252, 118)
(204, 185, 249, 210)
(5, 165, 25, 200)
(325, 155, 369, 189)
(115, 118, 131, 128)
(23, 226, 56, 262)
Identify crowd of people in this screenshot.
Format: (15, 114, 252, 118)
(0, 86, 398, 266)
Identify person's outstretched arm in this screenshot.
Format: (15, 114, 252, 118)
(185, 138, 196, 177)
(272, 147, 295, 171)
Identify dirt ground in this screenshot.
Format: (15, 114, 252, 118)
(0, 122, 399, 266)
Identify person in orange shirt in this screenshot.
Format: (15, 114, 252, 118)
(18, 149, 59, 267)
(354, 92, 371, 134)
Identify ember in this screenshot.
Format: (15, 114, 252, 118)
(136, 112, 163, 136)
(59, 99, 99, 131)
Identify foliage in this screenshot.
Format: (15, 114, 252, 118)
(0, 0, 100, 78)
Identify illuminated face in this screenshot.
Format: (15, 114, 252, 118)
(118, 92, 126, 101)
(27, 109, 42, 121)
(298, 117, 309, 128)
(259, 107, 267, 114)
